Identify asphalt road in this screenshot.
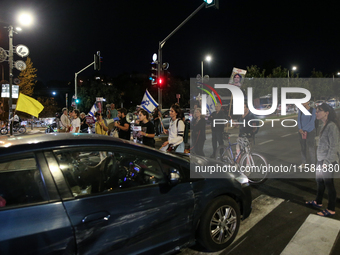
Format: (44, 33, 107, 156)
(178, 110, 340, 255)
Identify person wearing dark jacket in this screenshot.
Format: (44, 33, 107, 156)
(208, 103, 225, 157)
(191, 108, 206, 156)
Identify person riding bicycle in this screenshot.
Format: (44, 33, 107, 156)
(9, 112, 20, 128)
(231, 103, 258, 156)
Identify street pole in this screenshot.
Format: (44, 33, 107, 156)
(74, 61, 95, 109)
(8, 26, 14, 136)
(157, 2, 206, 109)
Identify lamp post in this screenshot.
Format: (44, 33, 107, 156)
(201, 55, 212, 80)
(6, 13, 33, 135)
(8, 25, 14, 136)
(288, 66, 297, 86)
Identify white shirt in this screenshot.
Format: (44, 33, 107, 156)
(10, 114, 19, 122)
(70, 118, 80, 133)
(168, 118, 185, 146)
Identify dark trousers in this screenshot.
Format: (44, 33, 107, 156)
(299, 130, 316, 165)
(193, 139, 205, 156)
(154, 120, 160, 136)
(315, 161, 337, 211)
(212, 130, 224, 155)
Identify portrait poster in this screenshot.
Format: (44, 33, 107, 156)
(228, 67, 247, 87)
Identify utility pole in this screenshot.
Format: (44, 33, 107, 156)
(157, 2, 210, 109)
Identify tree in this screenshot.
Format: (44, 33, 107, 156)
(18, 57, 37, 96)
(37, 97, 58, 117)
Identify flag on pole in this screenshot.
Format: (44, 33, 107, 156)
(206, 92, 216, 115)
(15, 93, 44, 118)
(88, 103, 97, 116)
(141, 89, 158, 113)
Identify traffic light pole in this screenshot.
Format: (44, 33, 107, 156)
(74, 61, 94, 109)
(8, 26, 14, 136)
(157, 2, 205, 109)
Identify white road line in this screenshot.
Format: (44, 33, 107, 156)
(281, 134, 292, 137)
(235, 194, 284, 241)
(258, 140, 274, 145)
(281, 214, 340, 255)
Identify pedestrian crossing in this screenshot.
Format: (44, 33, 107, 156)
(181, 194, 340, 255)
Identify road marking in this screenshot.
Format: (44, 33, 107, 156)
(281, 214, 340, 255)
(235, 194, 284, 241)
(281, 133, 292, 137)
(258, 140, 274, 145)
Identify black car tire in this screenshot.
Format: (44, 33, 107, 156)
(197, 196, 240, 251)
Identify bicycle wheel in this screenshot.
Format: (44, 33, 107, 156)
(239, 153, 268, 184)
(1, 127, 8, 135)
(215, 145, 235, 166)
(18, 126, 26, 134)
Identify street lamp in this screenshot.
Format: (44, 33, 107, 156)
(7, 12, 33, 135)
(201, 55, 212, 80)
(288, 66, 297, 86)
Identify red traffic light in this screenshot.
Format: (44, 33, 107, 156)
(157, 78, 163, 85)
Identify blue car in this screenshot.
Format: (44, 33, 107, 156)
(0, 133, 251, 254)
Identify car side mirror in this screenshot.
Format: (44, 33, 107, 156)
(169, 168, 180, 186)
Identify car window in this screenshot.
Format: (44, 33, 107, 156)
(0, 155, 48, 210)
(53, 149, 166, 197)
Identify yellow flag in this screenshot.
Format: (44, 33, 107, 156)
(16, 93, 44, 118)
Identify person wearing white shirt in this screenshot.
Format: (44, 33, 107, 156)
(160, 104, 185, 153)
(70, 109, 80, 133)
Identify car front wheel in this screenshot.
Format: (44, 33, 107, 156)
(198, 196, 240, 251)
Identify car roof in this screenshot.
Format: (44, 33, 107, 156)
(0, 133, 144, 155)
(0, 133, 188, 163)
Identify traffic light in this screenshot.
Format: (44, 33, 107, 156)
(204, 0, 219, 9)
(94, 51, 101, 70)
(75, 98, 80, 104)
(157, 77, 164, 86)
(149, 61, 158, 85)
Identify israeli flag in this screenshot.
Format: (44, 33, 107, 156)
(88, 103, 97, 116)
(206, 93, 216, 115)
(141, 89, 159, 113)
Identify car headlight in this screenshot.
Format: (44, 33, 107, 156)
(235, 173, 249, 184)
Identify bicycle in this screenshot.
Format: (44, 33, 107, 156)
(1, 122, 26, 135)
(215, 132, 268, 184)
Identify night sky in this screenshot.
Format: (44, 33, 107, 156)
(1, 0, 340, 83)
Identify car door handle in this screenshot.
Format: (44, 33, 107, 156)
(82, 211, 111, 223)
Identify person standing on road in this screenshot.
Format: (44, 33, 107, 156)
(191, 108, 206, 156)
(152, 107, 161, 136)
(59, 107, 70, 132)
(297, 101, 316, 169)
(70, 109, 80, 133)
(160, 104, 185, 153)
(80, 112, 89, 133)
(114, 108, 131, 140)
(95, 112, 108, 135)
(108, 103, 118, 120)
(306, 103, 340, 217)
(208, 103, 225, 158)
(137, 109, 156, 148)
